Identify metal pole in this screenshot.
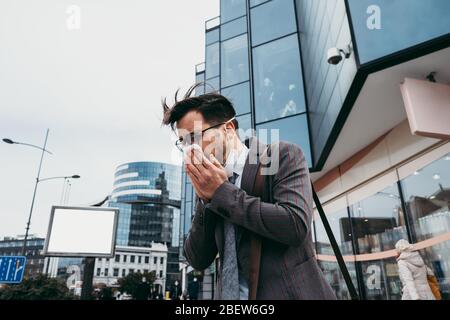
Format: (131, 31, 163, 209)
(21, 129, 49, 256)
(65, 181, 72, 205)
(80, 257, 96, 300)
(60, 178, 68, 204)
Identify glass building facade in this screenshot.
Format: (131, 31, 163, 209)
(314, 148, 450, 300)
(181, 0, 450, 300)
(108, 162, 181, 248)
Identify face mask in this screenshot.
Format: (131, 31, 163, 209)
(223, 149, 236, 178)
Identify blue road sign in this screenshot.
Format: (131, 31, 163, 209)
(0, 256, 27, 284)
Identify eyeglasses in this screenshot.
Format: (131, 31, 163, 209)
(175, 117, 235, 152)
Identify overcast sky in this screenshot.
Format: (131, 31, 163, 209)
(0, 0, 219, 239)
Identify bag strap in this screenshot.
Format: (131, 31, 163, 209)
(248, 163, 264, 300)
(311, 182, 359, 300)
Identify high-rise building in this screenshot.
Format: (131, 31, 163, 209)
(108, 162, 181, 289)
(108, 162, 181, 247)
(180, 0, 450, 300)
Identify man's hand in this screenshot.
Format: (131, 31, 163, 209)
(185, 149, 228, 202)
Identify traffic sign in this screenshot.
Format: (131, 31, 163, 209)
(0, 256, 27, 284)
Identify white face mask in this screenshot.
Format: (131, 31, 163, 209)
(223, 149, 236, 178)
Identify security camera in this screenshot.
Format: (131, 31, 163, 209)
(327, 46, 351, 65)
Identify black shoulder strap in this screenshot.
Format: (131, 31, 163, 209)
(311, 182, 359, 300)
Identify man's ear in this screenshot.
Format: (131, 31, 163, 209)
(225, 120, 236, 132)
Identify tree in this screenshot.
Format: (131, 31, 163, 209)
(118, 271, 156, 300)
(0, 274, 74, 300)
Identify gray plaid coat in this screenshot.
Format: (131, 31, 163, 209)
(183, 138, 336, 300)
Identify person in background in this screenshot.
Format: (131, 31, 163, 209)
(188, 277, 200, 300)
(395, 239, 435, 300)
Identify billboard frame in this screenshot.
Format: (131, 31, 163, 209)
(42, 205, 119, 258)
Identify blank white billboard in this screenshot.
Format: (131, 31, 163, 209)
(43, 206, 119, 257)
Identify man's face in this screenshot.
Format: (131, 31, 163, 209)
(176, 110, 230, 164)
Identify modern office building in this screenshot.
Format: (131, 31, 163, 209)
(108, 162, 181, 248)
(108, 161, 181, 290)
(92, 243, 168, 295)
(180, 0, 450, 300)
(0, 236, 45, 279)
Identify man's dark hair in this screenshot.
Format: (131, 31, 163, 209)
(162, 83, 238, 130)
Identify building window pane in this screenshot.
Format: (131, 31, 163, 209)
(186, 183, 193, 202)
(401, 153, 450, 296)
(206, 28, 219, 45)
(401, 154, 450, 241)
(205, 77, 220, 93)
(256, 114, 312, 167)
(221, 0, 246, 23)
(115, 255, 120, 262)
(113, 268, 119, 277)
(205, 43, 220, 79)
(250, 0, 297, 46)
(145, 256, 149, 264)
(221, 16, 247, 41)
(347, 0, 450, 64)
(195, 72, 205, 96)
(236, 114, 252, 141)
(221, 34, 249, 88)
(253, 35, 306, 123)
(314, 205, 358, 300)
(349, 183, 408, 300)
(130, 255, 135, 263)
(221, 82, 251, 116)
(250, 0, 270, 7)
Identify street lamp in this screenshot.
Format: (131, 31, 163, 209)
(3, 129, 52, 256)
(38, 175, 81, 205)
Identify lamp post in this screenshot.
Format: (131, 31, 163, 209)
(40, 175, 80, 276)
(3, 129, 52, 256)
(37, 175, 81, 205)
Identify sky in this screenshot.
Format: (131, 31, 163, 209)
(0, 0, 219, 239)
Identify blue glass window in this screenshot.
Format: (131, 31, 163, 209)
(347, 0, 450, 64)
(221, 16, 247, 41)
(255, 114, 312, 166)
(250, 0, 270, 7)
(205, 77, 220, 93)
(250, 0, 297, 46)
(195, 72, 205, 96)
(221, 34, 249, 88)
(221, 0, 246, 23)
(236, 113, 253, 141)
(221, 81, 251, 116)
(205, 42, 220, 79)
(206, 28, 220, 45)
(253, 34, 306, 123)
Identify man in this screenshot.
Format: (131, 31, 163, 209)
(162, 84, 336, 300)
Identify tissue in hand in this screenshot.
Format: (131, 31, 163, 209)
(183, 143, 203, 157)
